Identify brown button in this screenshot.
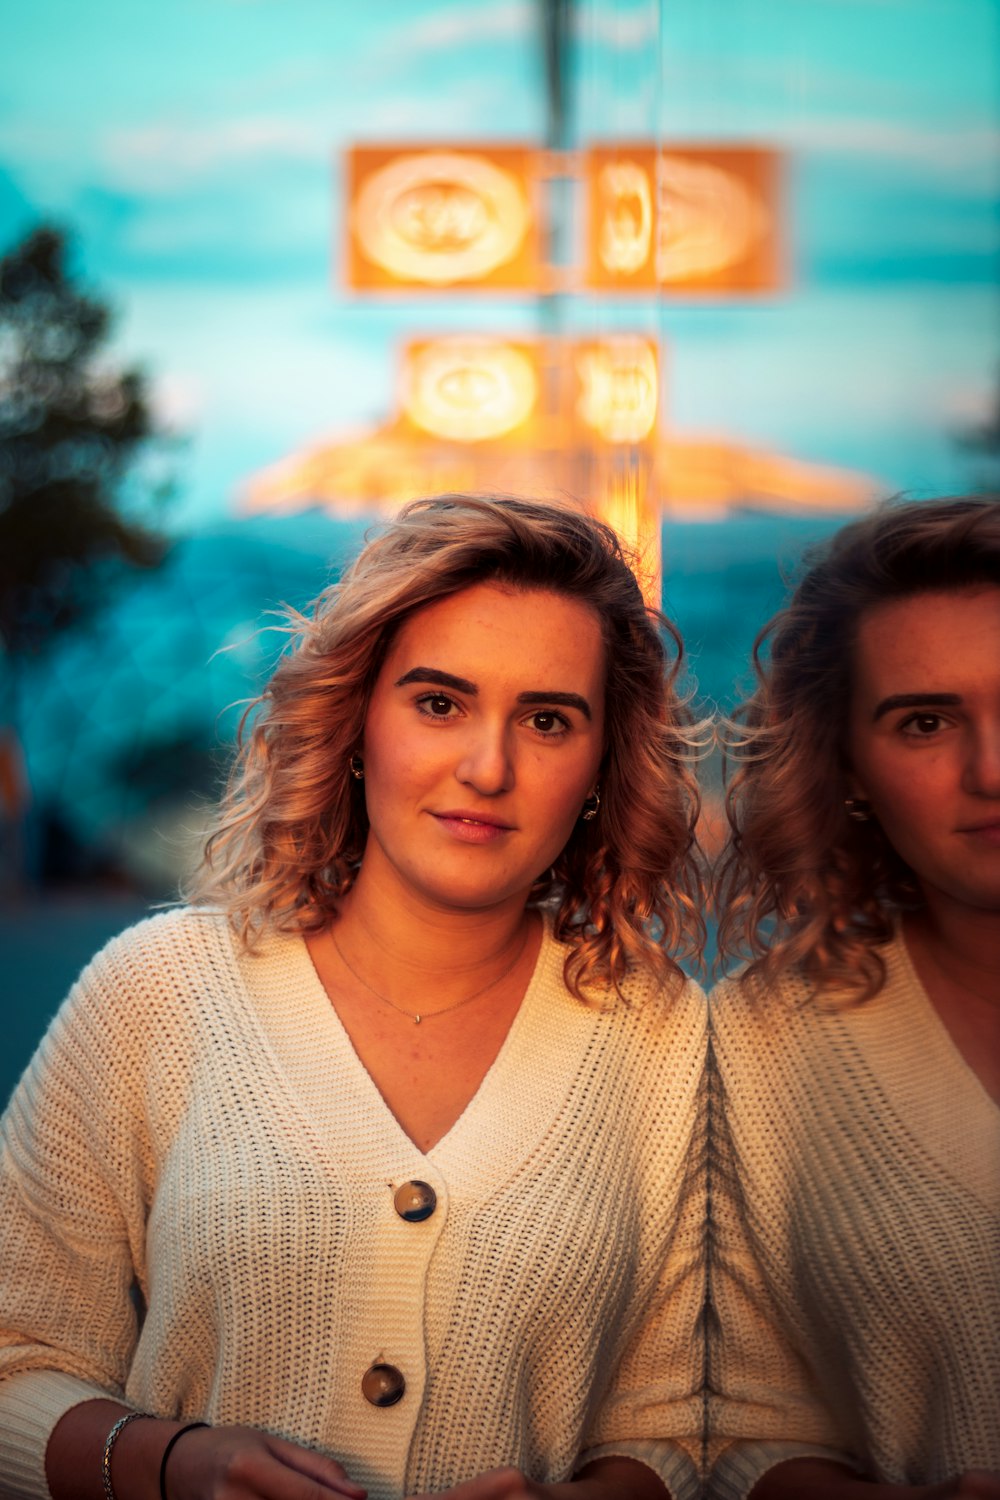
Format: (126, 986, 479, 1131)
(361, 1363, 405, 1407)
(393, 1180, 437, 1223)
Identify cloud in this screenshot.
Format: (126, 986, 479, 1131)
(352, 77, 532, 137)
(391, 1, 534, 53)
(575, 5, 659, 49)
(102, 116, 326, 192)
(790, 119, 1000, 175)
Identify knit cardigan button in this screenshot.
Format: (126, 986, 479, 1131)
(362, 1363, 406, 1407)
(393, 1180, 437, 1222)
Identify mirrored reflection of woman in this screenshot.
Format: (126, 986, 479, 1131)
(0, 496, 708, 1500)
(709, 498, 1000, 1500)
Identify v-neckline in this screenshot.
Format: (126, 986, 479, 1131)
(298, 914, 552, 1162)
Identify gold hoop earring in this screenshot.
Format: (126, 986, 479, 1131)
(349, 755, 365, 781)
(581, 786, 600, 822)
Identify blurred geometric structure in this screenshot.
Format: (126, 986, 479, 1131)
(325, 133, 852, 599)
(396, 334, 659, 447)
(245, 334, 875, 525)
(249, 332, 669, 597)
(344, 143, 783, 296)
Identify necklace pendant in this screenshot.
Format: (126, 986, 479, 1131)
(414, 1014, 422, 1025)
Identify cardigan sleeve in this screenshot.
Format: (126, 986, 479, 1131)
(0, 928, 163, 1497)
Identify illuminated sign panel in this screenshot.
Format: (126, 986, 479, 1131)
(399, 338, 543, 442)
(585, 145, 783, 292)
(397, 335, 660, 447)
(573, 337, 659, 444)
(346, 146, 543, 290)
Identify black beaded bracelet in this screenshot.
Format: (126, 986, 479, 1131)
(158, 1421, 210, 1500)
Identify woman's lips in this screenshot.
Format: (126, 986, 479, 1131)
(431, 812, 514, 844)
(958, 820, 1000, 847)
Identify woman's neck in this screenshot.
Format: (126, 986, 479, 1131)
(903, 898, 1000, 1010)
(332, 860, 535, 1000)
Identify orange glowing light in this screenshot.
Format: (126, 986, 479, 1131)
(594, 465, 662, 605)
(573, 337, 659, 444)
(346, 146, 542, 290)
(586, 145, 783, 293)
(399, 338, 541, 443)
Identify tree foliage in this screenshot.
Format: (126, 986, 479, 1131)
(0, 224, 171, 661)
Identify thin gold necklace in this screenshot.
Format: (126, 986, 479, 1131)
(330, 925, 530, 1024)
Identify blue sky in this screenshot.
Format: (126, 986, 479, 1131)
(3, 0, 998, 527)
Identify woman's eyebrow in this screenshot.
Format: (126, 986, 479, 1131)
(872, 691, 962, 721)
(395, 666, 478, 693)
(393, 668, 592, 720)
(517, 690, 592, 721)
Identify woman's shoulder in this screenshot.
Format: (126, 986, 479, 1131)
(541, 918, 706, 1028)
(75, 904, 238, 985)
(46, 905, 246, 1050)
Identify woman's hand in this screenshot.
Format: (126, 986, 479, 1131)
(45, 1400, 365, 1500)
(405, 1455, 669, 1500)
(163, 1423, 366, 1500)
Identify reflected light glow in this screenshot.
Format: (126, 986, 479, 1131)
(586, 145, 782, 291)
(575, 338, 658, 444)
(655, 153, 768, 282)
(598, 160, 653, 274)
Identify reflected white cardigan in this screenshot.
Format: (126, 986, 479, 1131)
(0, 909, 706, 1500)
(708, 936, 1000, 1496)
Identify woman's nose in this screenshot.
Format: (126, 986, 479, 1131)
(963, 722, 1000, 798)
(456, 723, 514, 795)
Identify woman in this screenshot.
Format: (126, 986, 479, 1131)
(709, 498, 1000, 1498)
(0, 495, 707, 1500)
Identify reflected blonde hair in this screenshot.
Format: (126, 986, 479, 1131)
(188, 495, 706, 995)
(715, 496, 1000, 999)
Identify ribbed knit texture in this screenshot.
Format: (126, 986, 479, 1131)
(708, 935, 1000, 1496)
(0, 909, 706, 1500)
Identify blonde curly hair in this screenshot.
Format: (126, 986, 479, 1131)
(715, 495, 1000, 999)
(187, 494, 706, 996)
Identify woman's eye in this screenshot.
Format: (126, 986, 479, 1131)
(417, 694, 459, 719)
(526, 709, 569, 736)
(899, 711, 947, 737)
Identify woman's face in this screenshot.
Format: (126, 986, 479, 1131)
(847, 585, 1000, 916)
(359, 581, 606, 917)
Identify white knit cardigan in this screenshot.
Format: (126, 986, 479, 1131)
(707, 935, 1000, 1497)
(0, 910, 706, 1500)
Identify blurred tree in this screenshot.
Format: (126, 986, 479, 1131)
(0, 224, 173, 887)
(0, 224, 171, 660)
